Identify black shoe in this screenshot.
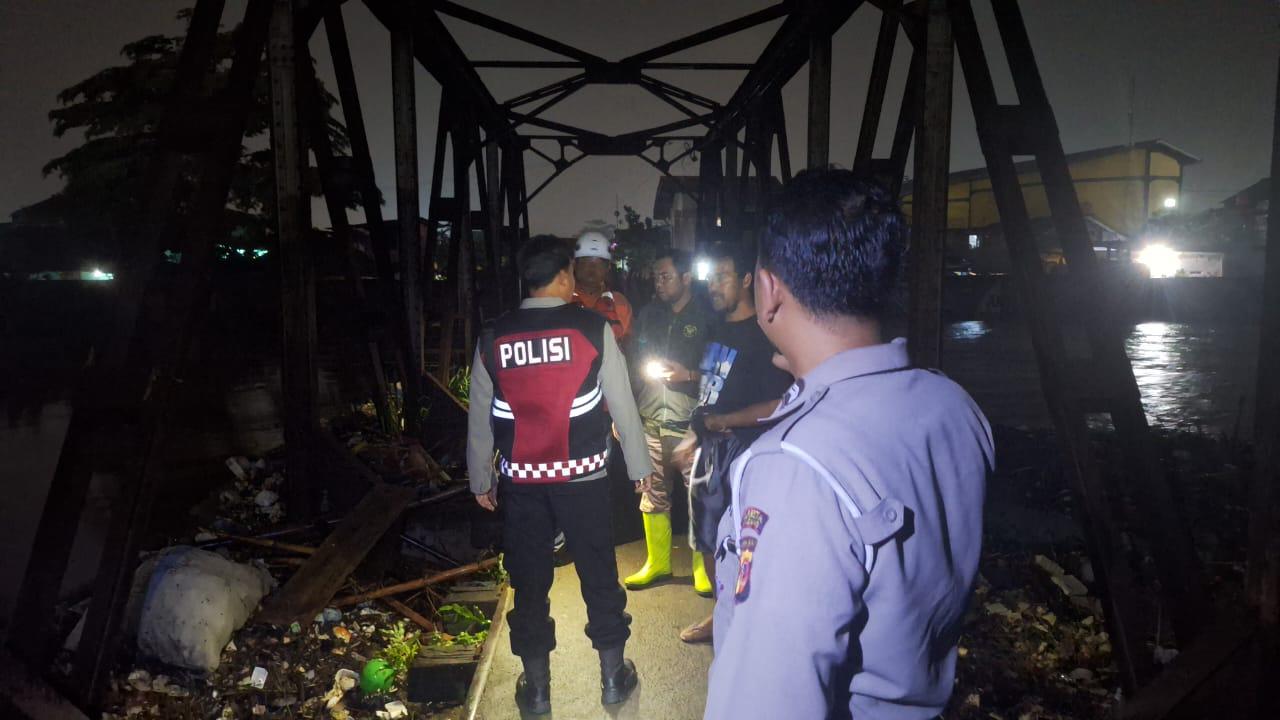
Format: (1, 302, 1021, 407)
(516, 672, 551, 715)
(600, 658, 638, 706)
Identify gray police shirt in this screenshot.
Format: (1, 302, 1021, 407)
(705, 338, 993, 720)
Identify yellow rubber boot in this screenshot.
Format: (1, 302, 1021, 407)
(691, 551, 713, 597)
(624, 512, 672, 589)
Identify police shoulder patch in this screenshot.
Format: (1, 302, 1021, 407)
(683, 323, 699, 338)
(740, 506, 769, 535)
(734, 536, 757, 604)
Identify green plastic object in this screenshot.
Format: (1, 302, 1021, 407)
(360, 658, 396, 694)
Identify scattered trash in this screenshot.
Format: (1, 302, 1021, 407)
(333, 625, 353, 644)
(290, 621, 302, 634)
(379, 700, 409, 719)
(1154, 646, 1180, 665)
(360, 658, 397, 694)
(249, 666, 268, 689)
(1049, 573, 1089, 597)
(1068, 667, 1094, 683)
(317, 607, 343, 624)
(1034, 554, 1066, 577)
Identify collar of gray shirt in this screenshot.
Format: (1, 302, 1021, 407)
(520, 297, 568, 309)
(763, 337, 911, 422)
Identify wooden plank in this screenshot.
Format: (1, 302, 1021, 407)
(906, 0, 953, 370)
(331, 557, 500, 608)
(256, 482, 417, 626)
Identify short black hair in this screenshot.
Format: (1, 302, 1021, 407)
(518, 234, 574, 290)
(758, 168, 905, 318)
(705, 241, 756, 280)
(653, 248, 692, 276)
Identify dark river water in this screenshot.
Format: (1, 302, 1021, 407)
(941, 319, 1262, 437)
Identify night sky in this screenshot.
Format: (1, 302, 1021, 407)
(1, 1, 1276, 237)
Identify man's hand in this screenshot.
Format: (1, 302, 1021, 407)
(663, 360, 696, 385)
(673, 434, 699, 472)
(634, 472, 658, 495)
(474, 487, 498, 511)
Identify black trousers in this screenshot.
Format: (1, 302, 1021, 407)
(502, 477, 631, 658)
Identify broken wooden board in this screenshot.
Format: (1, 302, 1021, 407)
(255, 482, 416, 626)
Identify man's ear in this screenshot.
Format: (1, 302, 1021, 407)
(754, 266, 783, 323)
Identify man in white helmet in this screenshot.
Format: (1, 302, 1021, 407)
(572, 231, 634, 344)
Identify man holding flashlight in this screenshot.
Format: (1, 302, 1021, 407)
(624, 249, 716, 589)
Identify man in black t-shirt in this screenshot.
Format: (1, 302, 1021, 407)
(664, 242, 792, 644)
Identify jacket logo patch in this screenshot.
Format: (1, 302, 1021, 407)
(498, 335, 572, 369)
(734, 536, 757, 603)
(740, 506, 769, 535)
(683, 324, 699, 338)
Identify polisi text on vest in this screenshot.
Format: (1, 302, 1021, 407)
(499, 335, 573, 369)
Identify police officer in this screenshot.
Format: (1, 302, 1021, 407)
(704, 170, 994, 719)
(467, 235, 655, 715)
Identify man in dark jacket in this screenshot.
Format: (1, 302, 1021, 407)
(467, 235, 655, 715)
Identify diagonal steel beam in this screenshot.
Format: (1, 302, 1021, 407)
(697, 1, 861, 150)
(622, 1, 795, 65)
(471, 60, 756, 70)
(430, 0, 604, 64)
(363, 0, 510, 137)
(504, 73, 587, 108)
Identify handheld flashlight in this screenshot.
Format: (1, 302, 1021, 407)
(645, 360, 672, 381)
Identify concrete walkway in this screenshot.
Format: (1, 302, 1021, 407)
(476, 538, 714, 720)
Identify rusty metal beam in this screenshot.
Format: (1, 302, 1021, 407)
(270, 0, 318, 520)
(854, 7, 900, 169)
(391, 1, 424, 434)
(621, 1, 794, 64)
(430, 0, 604, 64)
(806, 29, 831, 168)
(363, 0, 509, 138)
(472, 60, 756, 70)
(324, 6, 413, 405)
(906, 0, 952, 370)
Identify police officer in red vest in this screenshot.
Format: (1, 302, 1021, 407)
(467, 235, 656, 715)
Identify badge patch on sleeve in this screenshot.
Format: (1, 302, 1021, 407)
(734, 536, 757, 603)
(740, 506, 769, 535)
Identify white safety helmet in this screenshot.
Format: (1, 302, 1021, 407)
(575, 231, 612, 261)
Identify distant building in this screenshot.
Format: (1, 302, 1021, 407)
(901, 139, 1199, 274)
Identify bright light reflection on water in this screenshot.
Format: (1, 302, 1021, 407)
(941, 320, 1258, 436)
